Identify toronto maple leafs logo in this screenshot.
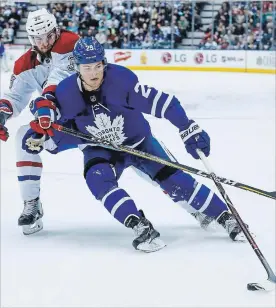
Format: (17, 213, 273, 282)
(86, 113, 127, 145)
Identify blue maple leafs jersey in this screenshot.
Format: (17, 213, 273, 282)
(55, 63, 189, 147)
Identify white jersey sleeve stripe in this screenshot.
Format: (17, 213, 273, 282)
(150, 90, 162, 116)
(161, 94, 174, 118)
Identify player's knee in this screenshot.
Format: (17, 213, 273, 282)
(154, 166, 178, 182)
(15, 125, 33, 160)
(85, 161, 118, 200)
(157, 169, 196, 201)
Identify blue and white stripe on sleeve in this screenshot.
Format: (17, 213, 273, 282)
(130, 80, 189, 129)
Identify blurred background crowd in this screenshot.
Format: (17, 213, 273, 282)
(0, 2, 28, 43)
(45, 1, 206, 49)
(199, 1, 275, 50)
(0, 1, 275, 50)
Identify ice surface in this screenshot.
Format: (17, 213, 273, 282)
(1, 70, 275, 307)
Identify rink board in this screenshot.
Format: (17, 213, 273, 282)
(3, 46, 276, 74)
(109, 49, 276, 74)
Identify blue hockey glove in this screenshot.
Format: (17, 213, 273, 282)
(179, 120, 210, 159)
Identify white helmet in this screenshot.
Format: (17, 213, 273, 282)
(26, 8, 57, 45)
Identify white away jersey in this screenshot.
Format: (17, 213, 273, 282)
(3, 30, 79, 116)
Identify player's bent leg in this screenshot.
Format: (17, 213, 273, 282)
(155, 168, 252, 241)
(84, 160, 165, 252)
(15, 124, 44, 235)
(15, 123, 78, 235)
(136, 135, 215, 229)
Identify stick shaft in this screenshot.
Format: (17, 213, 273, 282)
(197, 150, 276, 283)
(52, 123, 276, 200)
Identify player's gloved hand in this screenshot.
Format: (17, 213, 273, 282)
(0, 100, 13, 142)
(179, 120, 210, 159)
(22, 121, 54, 154)
(29, 120, 55, 136)
(22, 132, 46, 154)
(30, 90, 57, 130)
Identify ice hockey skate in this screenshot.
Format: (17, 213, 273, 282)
(191, 212, 215, 230)
(217, 211, 254, 242)
(125, 210, 166, 253)
(18, 197, 44, 235)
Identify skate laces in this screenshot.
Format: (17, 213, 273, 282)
(225, 218, 239, 234)
(133, 220, 150, 237)
(194, 212, 206, 224)
(23, 198, 39, 216)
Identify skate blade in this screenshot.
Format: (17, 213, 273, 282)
(22, 219, 43, 235)
(247, 279, 276, 292)
(137, 238, 166, 253)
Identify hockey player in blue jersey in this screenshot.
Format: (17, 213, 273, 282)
(0, 36, 9, 72)
(24, 37, 252, 252)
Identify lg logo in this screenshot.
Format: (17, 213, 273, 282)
(194, 53, 217, 64)
(194, 52, 204, 64)
(161, 52, 172, 64)
(161, 52, 186, 64)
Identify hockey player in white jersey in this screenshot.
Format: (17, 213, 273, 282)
(0, 9, 79, 235)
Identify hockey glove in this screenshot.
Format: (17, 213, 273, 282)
(179, 120, 210, 159)
(30, 88, 58, 131)
(22, 121, 53, 154)
(29, 120, 55, 137)
(0, 100, 13, 142)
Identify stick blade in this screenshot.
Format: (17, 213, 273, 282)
(270, 191, 276, 199)
(247, 279, 276, 292)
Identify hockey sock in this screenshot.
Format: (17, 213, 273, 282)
(158, 170, 228, 218)
(85, 163, 141, 225)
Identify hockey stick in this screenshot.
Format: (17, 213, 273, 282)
(159, 141, 276, 200)
(51, 123, 276, 200)
(196, 149, 276, 291)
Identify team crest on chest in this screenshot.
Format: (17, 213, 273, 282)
(86, 113, 127, 144)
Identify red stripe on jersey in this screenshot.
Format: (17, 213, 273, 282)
(42, 85, 57, 95)
(51, 30, 79, 54)
(0, 106, 12, 114)
(0, 99, 13, 112)
(36, 99, 56, 110)
(16, 161, 43, 168)
(13, 31, 78, 76)
(13, 49, 41, 75)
